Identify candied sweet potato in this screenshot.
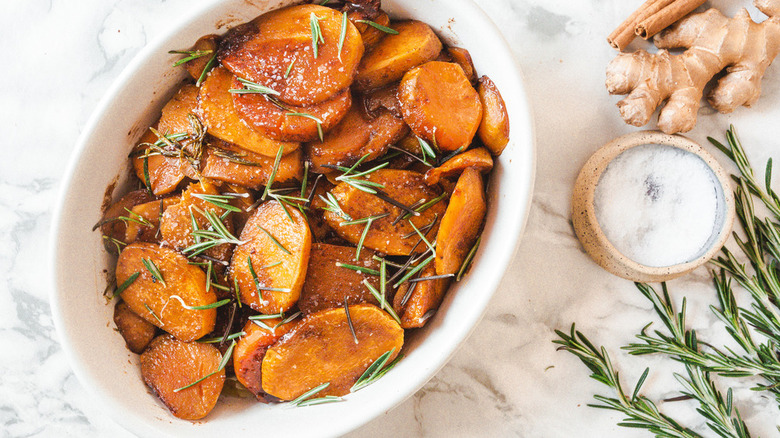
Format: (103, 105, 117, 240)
(182, 35, 218, 81)
(232, 80, 351, 142)
(306, 103, 407, 173)
(116, 242, 217, 341)
(198, 66, 299, 157)
(423, 147, 493, 185)
(447, 47, 477, 84)
(261, 304, 403, 399)
(140, 334, 225, 420)
(355, 20, 442, 91)
(399, 61, 483, 152)
(233, 318, 297, 398)
(323, 169, 446, 255)
(131, 128, 192, 196)
(392, 263, 449, 329)
(202, 139, 303, 189)
(435, 167, 486, 276)
(362, 83, 403, 118)
(123, 197, 180, 245)
(160, 181, 234, 262)
(230, 200, 312, 314)
(477, 75, 510, 156)
(219, 4, 364, 106)
(298, 243, 380, 314)
(113, 300, 156, 354)
(100, 189, 155, 249)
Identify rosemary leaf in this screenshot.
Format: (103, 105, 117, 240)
(356, 19, 398, 35)
(141, 258, 166, 286)
(113, 272, 140, 298)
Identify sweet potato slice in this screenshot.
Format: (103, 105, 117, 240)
(123, 197, 180, 244)
(447, 47, 477, 83)
(355, 20, 442, 91)
(298, 243, 380, 314)
(232, 81, 351, 142)
(140, 334, 225, 420)
(392, 263, 449, 329)
(116, 242, 217, 341)
(131, 128, 191, 196)
(306, 103, 407, 173)
(261, 304, 403, 399)
(113, 300, 156, 354)
(181, 35, 218, 81)
(399, 61, 483, 152)
(435, 167, 486, 275)
(233, 318, 298, 398)
(423, 147, 493, 185)
(198, 66, 299, 157)
(202, 139, 303, 189)
(323, 169, 446, 255)
(224, 184, 256, 235)
(100, 189, 155, 250)
(219, 4, 364, 106)
(160, 180, 234, 262)
(230, 200, 312, 314)
(477, 75, 510, 155)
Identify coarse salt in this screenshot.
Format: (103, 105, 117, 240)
(594, 144, 723, 267)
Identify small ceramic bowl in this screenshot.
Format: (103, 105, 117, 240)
(572, 131, 735, 282)
(48, 1, 535, 436)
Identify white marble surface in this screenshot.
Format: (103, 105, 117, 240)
(4, 0, 780, 436)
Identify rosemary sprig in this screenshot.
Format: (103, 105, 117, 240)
(339, 212, 390, 226)
(192, 193, 243, 213)
(183, 208, 244, 257)
(334, 161, 388, 194)
(141, 258, 166, 286)
(337, 11, 347, 62)
(262, 145, 286, 201)
(113, 272, 140, 298)
(344, 298, 359, 344)
(174, 340, 236, 392)
(319, 192, 352, 220)
(393, 254, 435, 288)
(335, 262, 380, 276)
(416, 136, 437, 165)
(229, 78, 280, 95)
(355, 20, 398, 35)
(309, 13, 325, 59)
(169, 49, 213, 67)
(351, 349, 402, 392)
(259, 226, 291, 254)
(289, 382, 334, 407)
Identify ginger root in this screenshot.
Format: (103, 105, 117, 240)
(606, 0, 780, 134)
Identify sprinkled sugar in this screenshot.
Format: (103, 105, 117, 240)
(594, 144, 722, 267)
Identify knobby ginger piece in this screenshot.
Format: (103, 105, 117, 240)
(606, 1, 780, 134)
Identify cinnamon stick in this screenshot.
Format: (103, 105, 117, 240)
(607, 0, 675, 51)
(635, 0, 706, 39)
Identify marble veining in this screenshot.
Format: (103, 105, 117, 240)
(3, 0, 780, 436)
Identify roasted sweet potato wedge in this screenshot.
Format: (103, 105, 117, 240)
(131, 128, 192, 196)
(423, 147, 493, 185)
(261, 304, 403, 399)
(160, 181, 234, 262)
(306, 103, 407, 173)
(399, 61, 483, 152)
(233, 318, 298, 398)
(477, 75, 510, 156)
(223, 184, 256, 235)
(198, 66, 299, 157)
(447, 47, 477, 84)
(116, 242, 217, 341)
(231, 200, 312, 314)
(298, 243, 380, 314)
(362, 83, 403, 118)
(219, 4, 364, 106)
(140, 334, 225, 420)
(392, 263, 449, 329)
(323, 169, 446, 255)
(202, 139, 303, 189)
(100, 189, 155, 250)
(123, 197, 180, 245)
(232, 80, 351, 142)
(355, 20, 442, 92)
(435, 167, 486, 275)
(113, 300, 156, 354)
(181, 35, 218, 81)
